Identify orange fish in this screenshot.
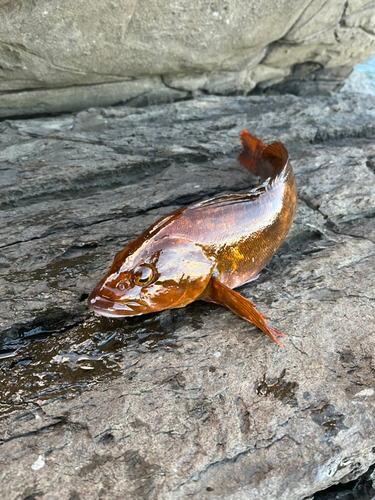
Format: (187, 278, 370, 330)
(88, 131, 297, 345)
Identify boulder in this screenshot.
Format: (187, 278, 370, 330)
(1, 93, 375, 499)
(0, 0, 375, 117)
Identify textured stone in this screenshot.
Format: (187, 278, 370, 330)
(0, 78, 188, 118)
(0, 0, 375, 116)
(0, 0, 307, 91)
(1, 93, 375, 499)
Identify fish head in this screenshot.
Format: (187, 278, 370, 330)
(88, 237, 215, 318)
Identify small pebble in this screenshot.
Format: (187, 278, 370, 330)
(31, 456, 45, 471)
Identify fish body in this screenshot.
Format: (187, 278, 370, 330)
(89, 131, 297, 345)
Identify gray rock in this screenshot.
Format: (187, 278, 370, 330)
(313, 464, 375, 499)
(1, 93, 375, 499)
(0, 78, 188, 119)
(0, 0, 375, 117)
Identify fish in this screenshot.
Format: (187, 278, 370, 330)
(88, 130, 297, 346)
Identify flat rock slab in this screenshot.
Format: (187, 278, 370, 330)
(1, 94, 375, 499)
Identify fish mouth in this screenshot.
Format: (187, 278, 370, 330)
(88, 295, 145, 318)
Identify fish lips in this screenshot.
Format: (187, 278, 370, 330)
(88, 295, 146, 318)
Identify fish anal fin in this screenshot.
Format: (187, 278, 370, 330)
(203, 277, 285, 346)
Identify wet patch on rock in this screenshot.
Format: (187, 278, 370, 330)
(311, 402, 348, 439)
(256, 369, 299, 406)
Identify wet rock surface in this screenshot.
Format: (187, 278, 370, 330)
(1, 94, 375, 499)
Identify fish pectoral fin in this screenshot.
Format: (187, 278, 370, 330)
(202, 277, 285, 346)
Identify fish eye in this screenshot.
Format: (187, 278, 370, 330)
(134, 265, 154, 287)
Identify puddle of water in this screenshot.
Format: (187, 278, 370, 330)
(0, 303, 207, 418)
(0, 316, 121, 415)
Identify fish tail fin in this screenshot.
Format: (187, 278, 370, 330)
(237, 130, 289, 179)
(261, 141, 289, 177)
(237, 130, 265, 176)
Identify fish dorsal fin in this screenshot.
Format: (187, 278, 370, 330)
(237, 130, 289, 180)
(261, 141, 289, 177)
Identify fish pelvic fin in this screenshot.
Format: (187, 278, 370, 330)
(202, 276, 285, 346)
(237, 130, 289, 180)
